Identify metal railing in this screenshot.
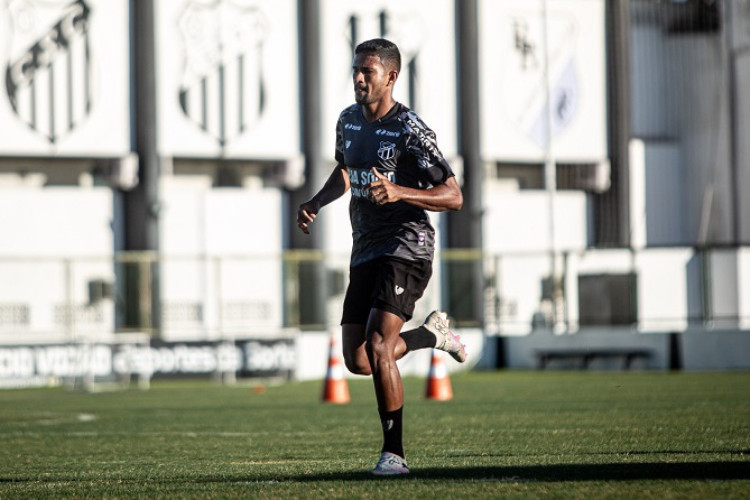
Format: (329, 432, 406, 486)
(0, 246, 748, 342)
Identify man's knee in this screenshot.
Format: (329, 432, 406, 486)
(344, 351, 371, 376)
(365, 333, 395, 367)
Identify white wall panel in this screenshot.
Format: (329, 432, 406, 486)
(482, 182, 588, 254)
(159, 185, 284, 335)
(0, 188, 113, 257)
(635, 248, 692, 332)
(0, 188, 115, 336)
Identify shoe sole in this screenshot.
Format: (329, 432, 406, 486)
(371, 469, 410, 476)
(446, 332, 467, 363)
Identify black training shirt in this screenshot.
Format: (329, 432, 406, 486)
(335, 102, 455, 267)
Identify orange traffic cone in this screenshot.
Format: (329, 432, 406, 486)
(425, 350, 453, 401)
(322, 335, 350, 404)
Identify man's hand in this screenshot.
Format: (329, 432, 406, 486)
(367, 167, 400, 206)
(297, 199, 320, 234)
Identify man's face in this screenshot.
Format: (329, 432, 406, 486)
(352, 53, 393, 105)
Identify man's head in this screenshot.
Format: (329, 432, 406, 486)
(352, 38, 400, 106)
(354, 38, 401, 74)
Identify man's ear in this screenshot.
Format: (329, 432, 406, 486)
(387, 70, 398, 87)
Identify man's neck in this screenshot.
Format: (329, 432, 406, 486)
(362, 99, 397, 123)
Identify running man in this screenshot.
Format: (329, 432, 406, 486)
(296, 38, 466, 476)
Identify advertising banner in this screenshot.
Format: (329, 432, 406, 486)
(0, 338, 297, 388)
(0, 0, 130, 156)
(116, 339, 296, 380)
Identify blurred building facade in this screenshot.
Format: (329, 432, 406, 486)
(0, 0, 748, 384)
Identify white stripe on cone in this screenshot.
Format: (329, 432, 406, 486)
(426, 350, 453, 401)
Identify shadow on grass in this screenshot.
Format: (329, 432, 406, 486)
(2, 461, 748, 485)
(255, 461, 750, 482)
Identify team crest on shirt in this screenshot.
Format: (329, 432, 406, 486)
(377, 141, 396, 161)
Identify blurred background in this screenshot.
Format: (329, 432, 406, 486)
(0, 0, 748, 388)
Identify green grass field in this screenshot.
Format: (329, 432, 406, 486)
(1, 371, 749, 499)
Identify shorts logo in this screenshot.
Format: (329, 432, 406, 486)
(378, 141, 396, 161)
(394, 285, 404, 296)
(418, 231, 426, 247)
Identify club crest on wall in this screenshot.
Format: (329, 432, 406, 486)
(4, 0, 92, 144)
(504, 10, 581, 148)
(178, 0, 268, 149)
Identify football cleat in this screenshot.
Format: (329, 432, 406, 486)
(423, 310, 467, 363)
(371, 451, 410, 476)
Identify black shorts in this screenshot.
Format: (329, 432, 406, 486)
(340, 256, 433, 324)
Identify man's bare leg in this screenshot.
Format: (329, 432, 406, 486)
(341, 321, 407, 376)
(342, 312, 410, 471)
(365, 309, 405, 413)
(341, 310, 463, 474)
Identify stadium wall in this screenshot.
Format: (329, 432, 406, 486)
(0, 1, 749, 385)
(497, 327, 750, 372)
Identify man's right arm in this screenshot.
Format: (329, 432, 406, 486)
(297, 164, 350, 234)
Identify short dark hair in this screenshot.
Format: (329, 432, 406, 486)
(354, 38, 401, 73)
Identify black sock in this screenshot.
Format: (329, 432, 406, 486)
(400, 326, 437, 351)
(379, 406, 404, 458)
